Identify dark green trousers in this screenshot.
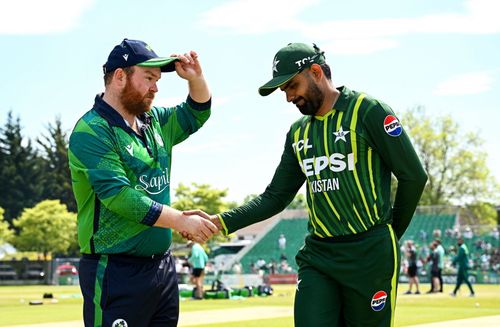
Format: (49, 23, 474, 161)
(294, 224, 400, 327)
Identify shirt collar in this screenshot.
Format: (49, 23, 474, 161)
(332, 86, 352, 112)
(92, 93, 151, 133)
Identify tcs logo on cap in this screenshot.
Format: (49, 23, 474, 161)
(383, 115, 402, 137)
(371, 291, 387, 311)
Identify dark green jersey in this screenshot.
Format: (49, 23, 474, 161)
(220, 86, 427, 239)
(69, 94, 210, 256)
(453, 244, 470, 269)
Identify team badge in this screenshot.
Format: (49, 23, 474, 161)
(333, 126, 350, 143)
(383, 115, 402, 137)
(112, 319, 128, 327)
(371, 291, 387, 311)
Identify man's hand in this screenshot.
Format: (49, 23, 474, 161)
(181, 209, 222, 240)
(171, 51, 210, 103)
(154, 206, 217, 243)
(172, 51, 203, 81)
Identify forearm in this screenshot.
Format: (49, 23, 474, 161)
(154, 205, 183, 229)
(219, 187, 296, 235)
(392, 172, 428, 238)
(188, 75, 210, 103)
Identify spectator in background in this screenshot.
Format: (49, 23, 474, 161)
(256, 258, 266, 270)
(435, 239, 445, 292)
(433, 229, 442, 239)
(419, 230, 428, 243)
(451, 238, 475, 297)
(426, 241, 440, 293)
(188, 242, 209, 300)
(463, 226, 473, 240)
(232, 261, 242, 274)
(491, 227, 499, 240)
(404, 240, 420, 295)
(278, 233, 287, 251)
(268, 259, 278, 274)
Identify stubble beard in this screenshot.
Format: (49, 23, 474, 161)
(295, 80, 325, 116)
(120, 75, 154, 116)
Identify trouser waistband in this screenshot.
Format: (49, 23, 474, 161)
(311, 224, 389, 243)
(81, 250, 170, 263)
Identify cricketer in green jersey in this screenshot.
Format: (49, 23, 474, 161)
(69, 39, 217, 327)
(451, 238, 475, 297)
(193, 43, 427, 326)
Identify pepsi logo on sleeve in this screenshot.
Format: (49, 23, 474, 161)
(383, 115, 402, 137)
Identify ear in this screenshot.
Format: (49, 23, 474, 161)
(114, 68, 127, 87)
(309, 63, 323, 81)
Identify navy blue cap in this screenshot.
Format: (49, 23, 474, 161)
(103, 38, 179, 74)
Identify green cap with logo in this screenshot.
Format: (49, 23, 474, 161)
(258, 43, 326, 96)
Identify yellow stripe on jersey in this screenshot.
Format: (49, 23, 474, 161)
(307, 206, 325, 238)
(294, 126, 331, 237)
(388, 224, 399, 327)
(352, 204, 368, 231)
(368, 148, 380, 220)
(317, 111, 343, 224)
(350, 94, 375, 227)
(303, 121, 311, 156)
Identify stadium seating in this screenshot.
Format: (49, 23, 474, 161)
(239, 218, 308, 273)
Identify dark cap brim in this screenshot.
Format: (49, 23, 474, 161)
(137, 57, 180, 72)
(258, 72, 299, 96)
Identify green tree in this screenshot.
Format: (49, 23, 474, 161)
(0, 207, 13, 245)
(402, 107, 500, 223)
(287, 193, 307, 209)
(37, 117, 76, 212)
(10, 200, 77, 260)
(0, 111, 45, 223)
(172, 183, 236, 245)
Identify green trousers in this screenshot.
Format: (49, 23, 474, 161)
(294, 224, 400, 327)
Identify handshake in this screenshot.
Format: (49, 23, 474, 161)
(176, 209, 223, 244)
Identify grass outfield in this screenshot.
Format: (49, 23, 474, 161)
(0, 284, 499, 326)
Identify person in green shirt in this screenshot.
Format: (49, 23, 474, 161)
(188, 242, 209, 299)
(189, 42, 427, 326)
(451, 237, 475, 297)
(69, 38, 217, 327)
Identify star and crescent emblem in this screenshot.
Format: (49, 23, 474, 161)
(272, 58, 280, 73)
(333, 126, 350, 143)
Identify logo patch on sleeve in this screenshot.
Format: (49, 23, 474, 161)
(383, 115, 402, 137)
(371, 290, 387, 311)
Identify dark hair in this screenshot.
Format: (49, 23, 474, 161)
(103, 66, 135, 86)
(320, 63, 332, 80)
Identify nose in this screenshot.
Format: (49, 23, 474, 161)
(286, 92, 294, 103)
(150, 83, 158, 93)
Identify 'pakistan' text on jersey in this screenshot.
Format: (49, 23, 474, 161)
(219, 86, 426, 239)
(69, 94, 210, 256)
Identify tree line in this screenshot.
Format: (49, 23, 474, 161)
(0, 107, 498, 258)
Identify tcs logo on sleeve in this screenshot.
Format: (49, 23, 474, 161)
(383, 115, 402, 137)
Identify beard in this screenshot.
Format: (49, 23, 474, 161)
(294, 78, 325, 116)
(120, 76, 155, 116)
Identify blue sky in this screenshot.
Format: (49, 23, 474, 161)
(0, 0, 499, 203)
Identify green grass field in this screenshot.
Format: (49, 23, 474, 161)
(0, 284, 499, 326)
